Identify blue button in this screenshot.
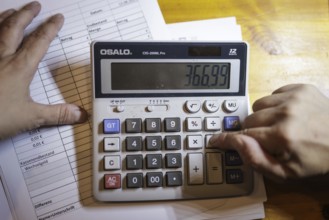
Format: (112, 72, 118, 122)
(223, 116, 241, 131)
(103, 119, 120, 134)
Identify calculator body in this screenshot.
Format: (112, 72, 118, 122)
(91, 41, 253, 202)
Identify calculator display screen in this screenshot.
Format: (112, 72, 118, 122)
(110, 63, 231, 90)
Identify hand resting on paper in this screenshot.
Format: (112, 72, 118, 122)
(0, 1, 87, 140)
(209, 84, 329, 182)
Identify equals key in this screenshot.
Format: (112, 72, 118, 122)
(206, 153, 223, 184)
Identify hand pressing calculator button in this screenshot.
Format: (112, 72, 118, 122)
(92, 41, 253, 202)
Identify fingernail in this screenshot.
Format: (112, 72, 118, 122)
(49, 13, 64, 23)
(52, 13, 64, 20)
(207, 133, 221, 148)
(209, 133, 220, 144)
(74, 106, 88, 123)
(25, 1, 41, 9)
(2, 8, 16, 16)
(47, 13, 64, 30)
(29, 1, 41, 7)
(24, 1, 41, 16)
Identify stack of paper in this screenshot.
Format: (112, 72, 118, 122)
(167, 17, 242, 41)
(0, 0, 266, 219)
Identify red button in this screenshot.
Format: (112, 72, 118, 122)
(104, 174, 121, 189)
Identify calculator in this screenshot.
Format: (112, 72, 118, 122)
(91, 41, 253, 202)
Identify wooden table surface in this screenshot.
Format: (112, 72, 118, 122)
(158, 1, 329, 219)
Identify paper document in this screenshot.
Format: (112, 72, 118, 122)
(0, 0, 266, 219)
(168, 17, 242, 41)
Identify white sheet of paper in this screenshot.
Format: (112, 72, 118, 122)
(0, 0, 266, 219)
(0, 170, 16, 220)
(168, 17, 242, 41)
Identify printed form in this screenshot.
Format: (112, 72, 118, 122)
(0, 1, 266, 220)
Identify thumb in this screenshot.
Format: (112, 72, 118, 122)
(34, 103, 88, 126)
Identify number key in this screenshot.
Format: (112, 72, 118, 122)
(126, 118, 142, 133)
(164, 118, 181, 132)
(146, 172, 163, 187)
(145, 118, 161, 133)
(165, 153, 182, 168)
(146, 136, 162, 150)
(126, 155, 143, 170)
(165, 135, 181, 150)
(126, 136, 142, 151)
(146, 154, 162, 169)
(126, 173, 143, 188)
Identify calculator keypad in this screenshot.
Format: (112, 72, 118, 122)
(101, 115, 244, 188)
(95, 98, 253, 201)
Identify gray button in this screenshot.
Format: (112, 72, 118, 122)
(146, 172, 163, 187)
(146, 154, 162, 169)
(165, 153, 182, 168)
(126, 118, 142, 133)
(126, 155, 143, 170)
(145, 118, 161, 133)
(166, 171, 182, 186)
(126, 136, 142, 151)
(145, 136, 162, 151)
(164, 118, 181, 132)
(165, 135, 181, 150)
(126, 173, 143, 188)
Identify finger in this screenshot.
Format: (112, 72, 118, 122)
(252, 92, 289, 112)
(208, 132, 239, 150)
(0, 2, 41, 57)
(33, 103, 88, 127)
(244, 108, 282, 128)
(210, 127, 281, 156)
(252, 84, 317, 112)
(17, 13, 64, 72)
(209, 132, 292, 181)
(272, 83, 304, 94)
(0, 9, 16, 23)
(242, 127, 293, 159)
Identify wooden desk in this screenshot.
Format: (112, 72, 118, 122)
(158, 0, 329, 219)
